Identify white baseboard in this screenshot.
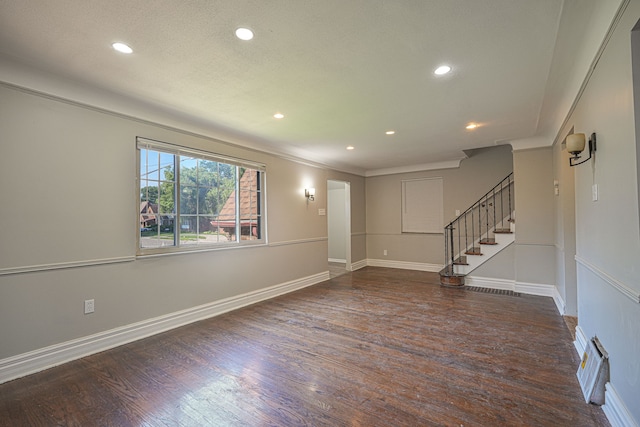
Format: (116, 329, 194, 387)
(574, 324, 587, 356)
(552, 287, 566, 315)
(465, 276, 557, 298)
(351, 259, 367, 271)
(514, 281, 555, 297)
(366, 259, 442, 272)
(602, 383, 639, 427)
(465, 276, 515, 290)
(0, 271, 330, 384)
(328, 258, 346, 264)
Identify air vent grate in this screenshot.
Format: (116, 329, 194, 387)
(462, 286, 521, 297)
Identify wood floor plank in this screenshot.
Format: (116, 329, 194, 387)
(0, 267, 609, 426)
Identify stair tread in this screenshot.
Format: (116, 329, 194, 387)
(494, 229, 513, 234)
(479, 238, 497, 245)
(453, 256, 468, 266)
(465, 247, 483, 255)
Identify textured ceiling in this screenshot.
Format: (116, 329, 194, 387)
(0, 0, 566, 174)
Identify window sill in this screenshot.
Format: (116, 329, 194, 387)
(136, 240, 267, 258)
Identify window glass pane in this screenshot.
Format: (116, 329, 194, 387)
(216, 165, 237, 242)
(248, 191, 257, 215)
(140, 179, 149, 200)
(181, 156, 198, 170)
(219, 163, 235, 181)
(158, 214, 175, 247)
(203, 216, 230, 243)
(240, 217, 259, 240)
(141, 213, 175, 248)
(181, 157, 198, 185)
(220, 164, 236, 213)
(140, 197, 157, 230)
(140, 149, 160, 181)
(180, 185, 197, 215)
(214, 190, 226, 217)
(239, 168, 255, 190)
(238, 170, 259, 239)
(199, 159, 218, 181)
(179, 215, 198, 246)
(141, 182, 160, 205)
(159, 181, 175, 214)
(197, 159, 218, 215)
(140, 228, 157, 248)
(217, 213, 237, 241)
(159, 151, 174, 173)
(200, 215, 224, 243)
(198, 186, 216, 214)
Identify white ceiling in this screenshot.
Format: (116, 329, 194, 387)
(0, 1, 582, 175)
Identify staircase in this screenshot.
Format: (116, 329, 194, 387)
(440, 173, 515, 286)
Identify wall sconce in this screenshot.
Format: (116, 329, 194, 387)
(567, 132, 597, 166)
(305, 188, 315, 202)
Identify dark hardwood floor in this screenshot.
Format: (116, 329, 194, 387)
(0, 267, 609, 426)
(328, 261, 348, 278)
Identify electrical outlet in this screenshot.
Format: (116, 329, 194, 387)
(84, 299, 95, 314)
(383, 249, 388, 256)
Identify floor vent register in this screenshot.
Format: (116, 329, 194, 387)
(577, 336, 609, 405)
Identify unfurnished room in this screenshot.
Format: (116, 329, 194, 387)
(1, 1, 639, 426)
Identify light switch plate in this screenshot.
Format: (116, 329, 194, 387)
(592, 184, 598, 201)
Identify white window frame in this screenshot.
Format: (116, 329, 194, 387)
(136, 137, 266, 255)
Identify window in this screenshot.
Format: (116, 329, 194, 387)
(401, 178, 443, 233)
(137, 137, 265, 253)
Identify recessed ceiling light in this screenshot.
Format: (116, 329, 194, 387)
(466, 123, 478, 130)
(235, 27, 254, 41)
(274, 113, 284, 119)
(385, 130, 395, 135)
(434, 65, 451, 75)
(346, 146, 355, 150)
(112, 42, 133, 54)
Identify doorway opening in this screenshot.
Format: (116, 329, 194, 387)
(327, 180, 351, 278)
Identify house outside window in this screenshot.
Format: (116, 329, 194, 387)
(137, 137, 265, 254)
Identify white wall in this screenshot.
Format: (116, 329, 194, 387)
(512, 148, 556, 288)
(470, 244, 515, 281)
(554, 0, 640, 423)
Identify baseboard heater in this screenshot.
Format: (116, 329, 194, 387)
(577, 336, 609, 405)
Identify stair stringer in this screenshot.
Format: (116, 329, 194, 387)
(453, 231, 515, 276)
